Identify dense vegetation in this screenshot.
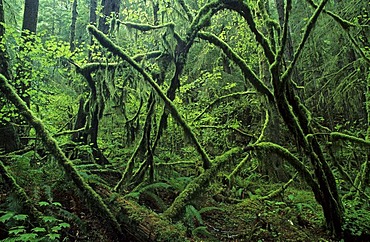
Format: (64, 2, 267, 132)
(0, 0, 369, 241)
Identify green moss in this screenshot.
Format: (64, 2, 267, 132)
(163, 147, 242, 220)
(87, 25, 212, 169)
(0, 74, 124, 237)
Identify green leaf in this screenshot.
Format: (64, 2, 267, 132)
(58, 222, 70, 228)
(9, 226, 26, 235)
(41, 216, 59, 223)
(18, 233, 38, 240)
(51, 202, 62, 207)
(0, 211, 15, 222)
(32, 227, 47, 233)
(12, 214, 28, 221)
(38, 201, 50, 207)
(51, 225, 62, 232)
(47, 233, 61, 240)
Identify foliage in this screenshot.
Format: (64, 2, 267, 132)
(0, 202, 70, 242)
(1, 0, 370, 241)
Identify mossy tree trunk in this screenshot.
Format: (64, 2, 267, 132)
(0, 74, 187, 241)
(0, 0, 19, 152)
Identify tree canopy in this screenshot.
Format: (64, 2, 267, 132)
(0, 0, 369, 241)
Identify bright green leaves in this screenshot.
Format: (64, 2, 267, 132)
(0, 206, 70, 242)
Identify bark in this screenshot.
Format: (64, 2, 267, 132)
(98, 0, 120, 34)
(88, 0, 97, 61)
(70, 0, 78, 52)
(0, 0, 10, 80)
(270, 0, 344, 236)
(71, 98, 87, 143)
(22, 0, 39, 34)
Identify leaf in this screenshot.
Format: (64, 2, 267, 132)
(38, 201, 50, 207)
(12, 214, 28, 221)
(58, 222, 70, 228)
(32, 227, 47, 233)
(51, 202, 62, 207)
(19, 233, 38, 240)
(48, 233, 61, 240)
(51, 225, 62, 232)
(41, 216, 59, 223)
(9, 226, 26, 235)
(0, 211, 15, 222)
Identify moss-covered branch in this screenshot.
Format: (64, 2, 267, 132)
(197, 125, 257, 140)
(162, 147, 242, 220)
(305, 0, 356, 30)
(121, 21, 174, 32)
(76, 51, 162, 74)
(87, 25, 212, 169)
(192, 91, 256, 122)
(244, 142, 319, 193)
(177, 0, 193, 22)
(222, 0, 275, 64)
(255, 110, 269, 144)
(281, 0, 329, 84)
(0, 158, 42, 218)
(330, 132, 370, 147)
(0, 74, 124, 238)
(275, 0, 292, 66)
(258, 172, 298, 201)
(198, 32, 274, 103)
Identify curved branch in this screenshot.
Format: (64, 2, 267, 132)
(121, 21, 174, 32)
(330, 132, 370, 147)
(198, 32, 274, 103)
(282, 0, 329, 83)
(222, 0, 275, 64)
(197, 125, 257, 140)
(193, 91, 256, 122)
(244, 142, 319, 193)
(305, 0, 356, 30)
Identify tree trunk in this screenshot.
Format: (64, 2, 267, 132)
(70, 0, 78, 52)
(0, 73, 187, 242)
(98, 0, 120, 34)
(22, 0, 39, 34)
(0, 0, 19, 152)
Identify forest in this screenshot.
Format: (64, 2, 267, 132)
(0, 0, 369, 241)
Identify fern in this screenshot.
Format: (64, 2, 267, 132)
(191, 226, 214, 239)
(185, 204, 203, 228)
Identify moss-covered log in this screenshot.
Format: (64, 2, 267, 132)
(0, 74, 125, 238)
(0, 159, 42, 219)
(0, 73, 187, 242)
(163, 147, 242, 220)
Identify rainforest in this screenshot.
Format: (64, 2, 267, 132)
(0, 0, 370, 241)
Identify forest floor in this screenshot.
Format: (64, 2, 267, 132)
(187, 185, 335, 242)
(0, 160, 344, 242)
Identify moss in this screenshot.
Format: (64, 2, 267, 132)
(245, 142, 319, 193)
(163, 147, 242, 220)
(198, 31, 275, 103)
(122, 21, 174, 32)
(0, 74, 124, 238)
(87, 25, 212, 169)
(331, 132, 370, 147)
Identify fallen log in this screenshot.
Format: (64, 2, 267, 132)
(0, 74, 187, 241)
